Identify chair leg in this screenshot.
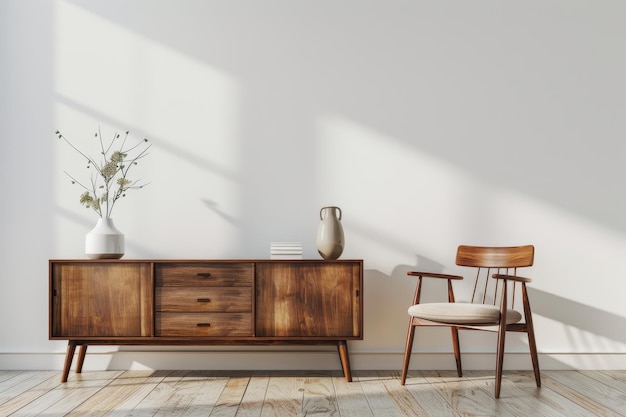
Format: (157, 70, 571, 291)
(495, 323, 507, 398)
(522, 287, 541, 388)
(527, 325, 541, 388)
(451, 326, 462, 377)
(401, 319, 416, 385)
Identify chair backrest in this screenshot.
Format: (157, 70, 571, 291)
(455, 245, 534, 306)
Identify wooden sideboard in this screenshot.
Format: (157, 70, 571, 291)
(49, 259, 363, 382)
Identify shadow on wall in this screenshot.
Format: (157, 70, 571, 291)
(528, 287, 626, 346)
(366, 259, 626, 356)
(361, 256, 458, 353)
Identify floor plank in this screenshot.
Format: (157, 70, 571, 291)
(377, 370, 447, 417)
(211, 374, 250, 417)
(8, 371, 123, 417)
(466, 370, 591, 417)
(86, 370, 171, 417)
(0, 372, 59, 416)
(423, 370, 518, 417)
(543, 370, 626, 417)
(258, 372, 304, 417)
(332, 372, 374, 417)
(1, 370, 625, 416)
(357, 371, 408, 417)
(390, 370, 460, 417)
(235, 371, 269, 417)
(177, 371, 232, 417)
(301, 372, 339, 416)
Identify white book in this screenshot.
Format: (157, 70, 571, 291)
(270, 254, 303, 260)
(271, 242, 303, 254)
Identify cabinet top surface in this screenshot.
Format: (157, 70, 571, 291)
(49, 259, 363, 263)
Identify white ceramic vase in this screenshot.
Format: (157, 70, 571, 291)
(316, 206, 344, 260)
(85, 218, 125, 259)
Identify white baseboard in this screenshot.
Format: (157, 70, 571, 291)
(1, 349, 625, 371)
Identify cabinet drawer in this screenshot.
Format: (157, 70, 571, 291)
(156, 287, 252, 313)
(156, 263, 253, 287)
(156, 313, 253, 337)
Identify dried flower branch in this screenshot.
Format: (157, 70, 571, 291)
(56, 128, 151, 218)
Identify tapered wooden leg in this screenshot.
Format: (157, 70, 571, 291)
(337, 340, 352, 382)
(522, 286, 541, 388)
(495, 321, 507, 398)
(401, 319, 416, 385)
(61, 342, 77, 383)
(76, 345, 88, 374)
(451, 326, 462, 377)
(527, 324, 541, 387)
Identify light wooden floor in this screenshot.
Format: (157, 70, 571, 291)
(1, 369, 625, 416)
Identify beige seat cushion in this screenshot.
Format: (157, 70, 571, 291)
(408, 302, 522, 325)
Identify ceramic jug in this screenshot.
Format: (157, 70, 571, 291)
(316, 206, 344, 260)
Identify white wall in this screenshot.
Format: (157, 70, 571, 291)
(2, 0, 625, 373)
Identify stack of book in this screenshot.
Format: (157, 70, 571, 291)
(270, 242, 303, 259)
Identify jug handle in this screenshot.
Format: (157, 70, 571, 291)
(320, 206, 342, 220)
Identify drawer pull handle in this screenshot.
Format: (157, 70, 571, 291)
(197, 323, 211, 327)
(197, 272, 212, 278)
(197, 298, 211, 303)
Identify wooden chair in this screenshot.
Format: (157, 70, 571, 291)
(400, 245, 541, 398)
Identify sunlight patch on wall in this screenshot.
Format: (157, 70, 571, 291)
(53, 0, 242, 258)
(540, 316, 626, 355)
(315, 116, 475, 274)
